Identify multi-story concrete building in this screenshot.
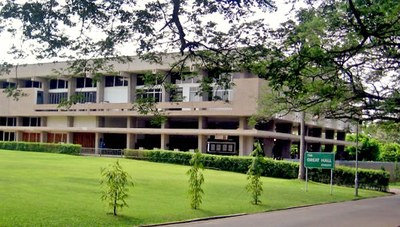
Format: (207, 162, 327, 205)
(0, 56, 352, 158)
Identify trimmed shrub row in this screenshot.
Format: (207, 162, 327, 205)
(125, 149, 389, 191)
(0, 141, 81, 155)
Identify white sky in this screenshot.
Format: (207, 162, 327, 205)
(0, 1, 297, 64)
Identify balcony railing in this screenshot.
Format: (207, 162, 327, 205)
(34, 101, 233, 113)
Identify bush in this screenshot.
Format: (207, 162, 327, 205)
(0, 141, 81, 155)
(345, 134, 381, 161)
(125, 149, 389, 191)
(379, 143, 400, 162)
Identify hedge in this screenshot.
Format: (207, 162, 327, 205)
(0, 141, 81, 155)
(125, 149, 389, 191)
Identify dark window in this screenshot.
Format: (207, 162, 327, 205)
(50, 80, 58, 89)
(37, 91, 44, 104)
(1, 82, 16, 88)
(58, 80, 67, 89)
(25, 80, 41, 88)
(105, 76, 114, 87)
(136, 74, 145, 86)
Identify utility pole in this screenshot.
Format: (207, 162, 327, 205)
(355, 119, 360, 197)
(298, 111, 306, 180)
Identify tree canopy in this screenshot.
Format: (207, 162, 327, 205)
(255, 0, 400, 123)
(0, 0, 399, 123)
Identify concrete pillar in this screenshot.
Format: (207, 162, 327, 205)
(198, 116, 208, 153)
(123, 72, 136, 103)
(126, 133, 136, 149)
(14, 131, 22, 142)
(263, 138, 274, 157)
(40, 79, 49, 104)
(96, 77, 104, 103)
(275, 122, 293, 158)
(161, 72, 170, 102)
(67, 78, 76, 99)
(66, 132, 73, 144)
(95, 132, 104, 154)
(307, 127, 322, 152)
(239, 136, 254, 156)
(161, 134, 169, 150)
(336, 131, 346, 160)
(281, 140, 292, 158)
(198, 116, 207, 129)
(325, 129, 335, 153)
(239, 117, 248, 129)
(40, 132, 47, 143)
(198, 135, 207, 153)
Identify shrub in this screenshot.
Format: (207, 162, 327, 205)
(0, 141, 81, 155)
(100, 160, 133, 216)
(125, 149, 389, 191)
(246, 142, 264, 205)
(187, 151, 205, 209)
(379, 143, 400, 162)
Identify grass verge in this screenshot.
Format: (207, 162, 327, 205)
(0, 150, 387, 226)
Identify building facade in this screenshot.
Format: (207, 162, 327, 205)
(0, 57, 352, 157)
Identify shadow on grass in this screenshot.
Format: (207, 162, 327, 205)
(105, 213, 146, 225)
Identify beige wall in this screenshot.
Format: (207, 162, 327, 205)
(0, 88, 38, 116)
(74, 116, 97, 128)
(47, 116, 69, 128)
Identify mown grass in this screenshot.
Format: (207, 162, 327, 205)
(0, 150, 387, 226)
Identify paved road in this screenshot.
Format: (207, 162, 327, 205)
(163, 195, 400, 227)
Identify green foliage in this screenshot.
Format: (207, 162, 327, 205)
(394, 162, 400, 182)
(379, 143, 400, 162)
(246, 142, 264, 205)
(100, 160, 133, 216)
(0, 141, 80, 155)
(363, 121, 400, 144)
(345, 134, 381, 161)
(187, 151, 204, 209)
(308, 166, 390, 192)
(125, 149, 389, 191)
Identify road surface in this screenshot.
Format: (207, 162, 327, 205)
(162, 195, 400, 227)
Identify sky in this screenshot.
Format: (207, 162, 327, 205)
(0, 1, 297, 65)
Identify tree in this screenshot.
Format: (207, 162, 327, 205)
(100, 160, 133, 216)
(246, 141, 264, 205)
(363, 122, 400, 144)
(0, 0, 278, 111)
(254, 0, 400, 123)
(187, 150, 205, 210)
(345, 133, 381, 161)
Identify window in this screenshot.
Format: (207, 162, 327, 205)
(24, 80, 41, 88)
(50, 79, 68, 89)
(137, 88, 162, 102)
(1, 82, 16, 88)
(49, 92, 68, 104)
(213, 89, 232, 101)
(76, 78, 96, 88)
(136, 74, 145, 86)
(105, 76, 127, 87)
(37, 91, 43, 104)
(189, 87, 202, 102)
(0, 117, 16, 126)
(22, 117, 41, 127)
(76, 91, 97, 103)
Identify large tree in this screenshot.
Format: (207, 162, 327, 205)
(253, 0, 400, 123)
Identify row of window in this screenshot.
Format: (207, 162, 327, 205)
(0, 117, 41, 126)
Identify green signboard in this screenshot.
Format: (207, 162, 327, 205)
(304, 152, 335, 169)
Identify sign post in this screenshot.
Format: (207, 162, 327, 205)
(304, 152, 335, 194)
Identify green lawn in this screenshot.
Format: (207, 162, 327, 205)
(0, 150, 387, 226)
(390, 182, 400, 189)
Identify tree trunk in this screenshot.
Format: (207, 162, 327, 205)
(298, 111, 306, 180)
